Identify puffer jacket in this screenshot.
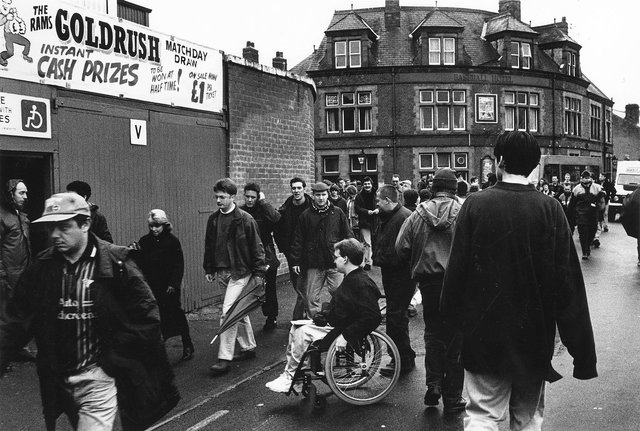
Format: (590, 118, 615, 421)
(0, 203, 30, 289)
(395, 192, 461, 281)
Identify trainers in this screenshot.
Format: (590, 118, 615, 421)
(592, 239, 600, 248)
(209, 360, 230, 376)
(233, 349, 256, 361)
(443, 397, 467, 414)
(265, 373, 300, 393)
(424, 387, 441, 407)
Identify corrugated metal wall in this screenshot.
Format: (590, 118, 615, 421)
(55, 94, 226, 311)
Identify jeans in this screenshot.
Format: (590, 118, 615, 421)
(217, 271, 256, 361)
(464, 371, 545, 431)
(46, 365, 118, 431)
(284, 323, 331, 377)
(261, 264, 279, 319)
(419, 280, 463, 403)
(381, 266, 415, 363)
(286, 256, 307, 320)
(300, 267, 343, 318)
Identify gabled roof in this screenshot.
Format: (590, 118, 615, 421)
(410, 9, 464, 37)
(325, 10, 380, 40)
(536, 26, 581, 48)
(484, 13, 538, 39)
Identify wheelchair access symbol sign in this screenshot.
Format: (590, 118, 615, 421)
(0, 92, 51, 139)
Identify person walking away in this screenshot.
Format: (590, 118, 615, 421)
(0, 192, 179, 430)
(204, 178, 267, 376)
(274, 177, 313, 320)
(568, 171, 605, 259)
(441, 131, 597, 430)
(289, 182, 353, 318)
(354, 176, 377, 270)
(373, 185, 415, 373)
(621, 186, 640, 266)
(66, 181, 113, 243)
(132, 209, 194, 361)
(395, 168, 465, 414)
(240, 182, 281, 331)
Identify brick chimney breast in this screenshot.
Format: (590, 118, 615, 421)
(626, 104, 639, 125)
(498, 0, 521, 21)
(242, 41, 259, 63)
(385, 0, 400, 29)
(272, 51, 287, 71)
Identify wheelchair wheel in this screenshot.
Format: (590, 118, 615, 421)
(324, 330, 400, 405)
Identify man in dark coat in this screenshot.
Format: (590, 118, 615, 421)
(0, 192, 179, 431)
(241, 182, 282, 331)
(441, 131, 597, 429)
(372, 185, 415, 373)
(66, 181, 113, 243)
(354, 176, 377, 270)
(621, 186, 640, 265)
(289, 182, 353, 318)
(329, 184, 348, 214)
(568, 171, 605, 258)
(275, 177, 313, 320)
(265, 238, 381, 393)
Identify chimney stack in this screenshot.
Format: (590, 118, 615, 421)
(272, 51, 287, 71)
(242, 41, 259, 63)
(626, 104, 639, 126)
(385, 0, 400, 29)
(498, 0, 521, 21)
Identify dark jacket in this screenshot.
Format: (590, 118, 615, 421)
(136, 230, 186, 339)
(289, 203, 353, 270)
(622, 187, 640, 238)
(240, 200, 281, 269)
(329, 195, 348, 215)
(203, 205, 266, 278)
(90, 203, 113, 243)
(0, 203, 30, 289)
(354, 188, 377, 229)
(395, 193, 461, 281)
(372, 204, 412, 270)
(569, 182, 605, 225)
(440, 182, 597, 382)
(274, 193, 312, 256)
(0, 235, 179, 430)
(319, 268, 382, 350)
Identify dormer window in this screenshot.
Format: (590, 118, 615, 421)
(335, 40, 361, 69)
(510, 41, 531, 69)
(567, 51, 577, 76)
(429, 37, 456, 65)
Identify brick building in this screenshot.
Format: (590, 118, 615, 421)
(613, 104, 640, 163)
(0, 2, 314, 310)
(291, 0, 614, 185)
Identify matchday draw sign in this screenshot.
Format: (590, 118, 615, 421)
(0, 0, 223, 113)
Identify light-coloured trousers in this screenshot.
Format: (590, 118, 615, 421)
(300, 267, 343, 318)
(217, 270, 256, 361)
(464, 370, 545, 431)
(360, 228, 373, 265)
(284, 323, 331, 377)
(60, 365, 118, 431)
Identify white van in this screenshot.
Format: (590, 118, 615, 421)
(609, 160, 640, 222)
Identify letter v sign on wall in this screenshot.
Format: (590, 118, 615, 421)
(130, 119, 147, 146)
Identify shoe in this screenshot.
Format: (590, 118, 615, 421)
(592, 239, 600, 248)
(233, 349, 256, 361)
(181, 344, 195, 361)
(401, 357, 415, 373)
(603, 227, 609, 232)
(263, 317, 277, 332)
(209, 360, 230, 376)
(443, 397, 467, 414)
(0, 58, 7, 67)
(265, 372, 300, 393)
(582, 255, 589, 260)
(364, 264, 371, 270)
(424, 387, 441, 407)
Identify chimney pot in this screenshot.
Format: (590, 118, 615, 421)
(272, 51, 287, 71)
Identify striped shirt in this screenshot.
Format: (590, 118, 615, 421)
(55, 244, 99, 373)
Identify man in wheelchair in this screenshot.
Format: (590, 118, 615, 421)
(266, 238, 382, 393)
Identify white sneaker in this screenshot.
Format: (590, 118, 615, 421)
(265, 373, 299, 393)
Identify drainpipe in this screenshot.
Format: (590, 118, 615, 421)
(391, 67, 397, 173)
(551, 73, 556, 155)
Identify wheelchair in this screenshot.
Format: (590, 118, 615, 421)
(285, 329, 401, 414)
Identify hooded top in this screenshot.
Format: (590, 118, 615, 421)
(395, 192, 461, 281)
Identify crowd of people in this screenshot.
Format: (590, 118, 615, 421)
(0, 130, 608, 430)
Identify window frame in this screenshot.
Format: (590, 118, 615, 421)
(504, 91, 539, 132)
(428, 38, 441, 65)
(323, 155, 340, 174)
(335, 41, 347, 69)
(419, 89, 467, 132)
(419, 153, 434, 170)
(334, 39, 362, 69)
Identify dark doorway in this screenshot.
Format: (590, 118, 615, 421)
(1, 151, 53, 254)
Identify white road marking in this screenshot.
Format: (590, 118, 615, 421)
(185, 410, 229, 431)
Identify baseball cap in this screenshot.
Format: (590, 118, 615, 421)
(33, 192, 91, 223)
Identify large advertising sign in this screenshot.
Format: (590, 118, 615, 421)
(0, 0, 223, 113)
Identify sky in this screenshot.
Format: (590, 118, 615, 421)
(149, 0, 638, 115)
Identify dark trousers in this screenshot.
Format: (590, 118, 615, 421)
(381, 266, 415, 363)
(577, 222, 597, 256)
(286, 256, 307, 320)
(261, 264, 279, 318)
(419, 280, 463, 402)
